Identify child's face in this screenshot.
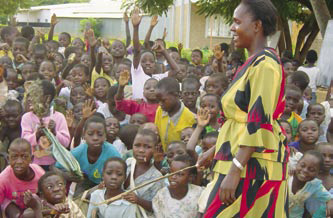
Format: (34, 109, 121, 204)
(295, 154, 320, 182)
(285, 89, 301, 114)
(176, 64, 187, 82)
(39, 61, 55, 81)
(102, 55, 113, 73)
(281, 122, 292, 144)
(133, 134, 155, 163)
(156, 89, 179, 113)
(168, 160, 190, 189)
(72, 38, 84, 50)
(5, 69, 19, 90)
(46, 43, 59, 54)
(194, 66, 204, 79)
(111, 41, 125, 58)
(8, 142, 32, 179)
(317, 144, 333, 172)
(299, 120, 319, 145)
(180, 128, 194, 145)
(105, 117, 120, 139)
(12, 42, 28, 61)
(94, 78, 110, 100)
(33, 50, 46, 68)
(70, 67, 87, 86)
(307, 105, 325, 125)
(191, 51, 202, 65)
(84, 122, 106, 148)
(140, 53, 156, 76)
(80, 54, 91, 68)
(4, 105, 22, 129)
(283, 62, 293, 77)
(73, 103, 83, 121)
(200, 95, 220, 119)
(130, 114, 147, 126)
(205, 77, 224, 96)
(70, 86, 87, 105)
(143, 79, 158, 102)
(0, 56, 13, 69)
(41, 175, 66, 205)
(187, 65, 196, 76)
(54, 55, 64, 73)
(304, 88, 312, 102)
(22, 64, 38, 81)
(181, 84, 200, 109)
(167, 143, 186, 164)
(115, 64, 130, 82)
(103, 161, 125, 190)
(170, 52, 180, 63)
(202, 136, 217, 153)
(59, 34, 70, 47)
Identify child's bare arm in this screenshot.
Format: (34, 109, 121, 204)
(161, 28, 167, 41)
(85, 29, 97, 75)
(187, 109, 210, 151)
(48, 14, 58, 41)
(131, 8, 142, 69)
(123, 192, 153, 212)
(95, 47, 108, 74)
(124, 12, 131, 49)
(152, 41, 180, 75)
(144, 15, 158, 50)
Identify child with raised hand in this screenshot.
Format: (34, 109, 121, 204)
(93, 77, 111, 107)
(0, 138, 45, 218)
(307, 103, 327, 143)
(116, 70, 159, 122)
(87, 157, 136, 218)
(181, 77, 201, 114)
(21, 80, 70, 169)
(152, 154, 202, 218)
(155, 77, 196, 151)
(123, 129, 165, 216)
(289, 150, 333, 217)
(131, 8, 180, 100)
(54, 116, 121, 196)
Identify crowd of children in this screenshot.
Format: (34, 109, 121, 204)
(0, 7, 332, 218)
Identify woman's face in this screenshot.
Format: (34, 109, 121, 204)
(230, 3, 257, 49)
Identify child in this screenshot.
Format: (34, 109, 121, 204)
(69, 85, 89, 108)
(0, 138, 45, 217)
(21, 61, 38, 82)
(87, 157, 136, 218)
(54, 116, 121, 196)
(307, 103, 327, 143)
(201, 131, 218, 153)
(119, 124, 140, 158)
(36, 171, 85, 217)
(280, 84, 303, 139)
(152, 154, 202, 217)
(39, 60, 56, 82)
(282, 58, 294, 77)
(32, 44, 47, 69)
(181, 127, 194, 145)
(12, 37, 29, 70)
(155, 77, 196, 151)
(123, 129, 164, 217)
(181, 77, 200, 114)
(316, 143, 333, 192)
(115, 71, 159, 122)
(176, 58, 189, 83)
(93, 77, 111, 107)
(58, 32, 71, 55)
(289, 119, 319, 153)
(105, 117, 125, 154)
(289, 150, 333, 217)
(204, 73, 229, 97)
(191, 49, 203, 66)
(197, 94, 221, 134)
(110, 40, 126, 66)
(304, 86, 312, 103)
(129, 113, 148, 126)
(280, 120, 293, 144)
(298, 50, 319, 103)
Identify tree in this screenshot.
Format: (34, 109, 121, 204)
(121, 0, 174, 16)
(30, 0, 89, 6)
(0, 0, 32, 16)
(310, 0, 331, 37)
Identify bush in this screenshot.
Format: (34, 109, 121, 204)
(80, 18, 102, 38)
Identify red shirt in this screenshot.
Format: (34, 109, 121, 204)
(116, 99, 159, 122)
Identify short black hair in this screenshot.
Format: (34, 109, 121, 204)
(0, 26, 16, 41)
(201, 93, 222, 110)
(287, 71, 310, 92)
(307, 103, 325, 116)
(241, 0, 277, 36)
(136, 128, 158, 144)
(209, 73, 229, 90)
(23, 61, 38, 72)
(118, 124, 139, 149)
(94, 77, 111, 87)
(13, 37, 30, 50)
(9, 138, 31, 154)
(172, 153, 197, 175)
(282, 50, 293, 60)
(38, 171, 65, 195)
(107, 85, 118, 100)
(203, 131, 219, 139)
(64, 46, 80, 59)
(41, 80, 56, 102)
(182, 77, 200, 90)
(179, 58, 190, 65)
(40, 60, 56, 72)
(285, 84, 302, 96)
(298, 119, 319, 132)
(73, 63, 89, 76)
(306, 50, 318, 64)
(46, 40, 60, 49)
(300, 150, 324, 171)
(156, 77, 180, 94)
(192, 49, 203, 58)
(83, 115, 106, 133)
(103, 157, 127, 174)
(168, 46, 178, 53)
(21, 26, 35, 41)
(4, 99, 23, 114)
(220, 43, 229, 55)
(33, 44, 47, 54)
(281, 58, 292, 65)
(60, 32, 71, 41)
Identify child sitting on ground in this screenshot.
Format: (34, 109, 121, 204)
(152, 154, 202, 218)
(87, 157, 136, 218)
(307, 103, 327, 143)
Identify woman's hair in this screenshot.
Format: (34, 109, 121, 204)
(38, 171, 65, 195)
(241, 0, 277, 37)
(83, 115, 106, 132)
(103, 157, 127, 175)
(299, 150, 324, 171)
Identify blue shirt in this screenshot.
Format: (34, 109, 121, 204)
(289, 141, 301, 151)
(56, 142, 120, 184)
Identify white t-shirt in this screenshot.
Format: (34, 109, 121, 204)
(97, 103, 130, 126)
(298, 66, 320, 92)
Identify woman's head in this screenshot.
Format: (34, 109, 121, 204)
(83, 116, 106, 148)
(38, 172, 66, 205)
(295, 150, 324, 182)
(231, 0, 277, 49)
(140, 50, 156, 76)
(298, 119, 319, 146)
(103, 157, 127, 190)
(307, 104, 325, 126)
(133, 129, 158, 164)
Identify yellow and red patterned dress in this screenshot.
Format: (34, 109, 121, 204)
(204, 48, 289, 218)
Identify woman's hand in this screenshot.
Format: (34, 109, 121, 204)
(219, 170, 241, 205)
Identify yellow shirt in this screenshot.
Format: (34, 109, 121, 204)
(155, 104, 196, 151)
(91, 69, 117, 88)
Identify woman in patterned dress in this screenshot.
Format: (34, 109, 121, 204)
(199, 0, 289, 217)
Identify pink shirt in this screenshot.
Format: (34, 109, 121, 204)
(0, 164, 45, 210)
(116, 99, 159, 122)
(21, 111, 70, 166)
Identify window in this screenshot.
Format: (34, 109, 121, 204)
(206, 16, 232, 38)
(37, 18, 40, 23)
(45, 19, 48, 23)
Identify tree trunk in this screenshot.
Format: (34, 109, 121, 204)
(294, 19, 313, 61)
(310, 0, 331, 37)
(299, 24, 320, 63)
(281, 17, 292, 52)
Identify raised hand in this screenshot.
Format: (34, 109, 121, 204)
(82, 99, 96, 119)
(150, 15, 158, 27)
(152, 40, 165, 53)
(68, 53, 76, 64)
(162, 28, 167, 39)
(197, 108, 210, 128)
(85, 29, 97, 47)
(123, 11, 129, 23)
(51, 13, 59, 26)
(178, 43, 183, 52)
(48, 119, 56, 135)
(131, 7, 142, 27)
(83, 83, 94, 97)
(118, 70, 130, 87)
